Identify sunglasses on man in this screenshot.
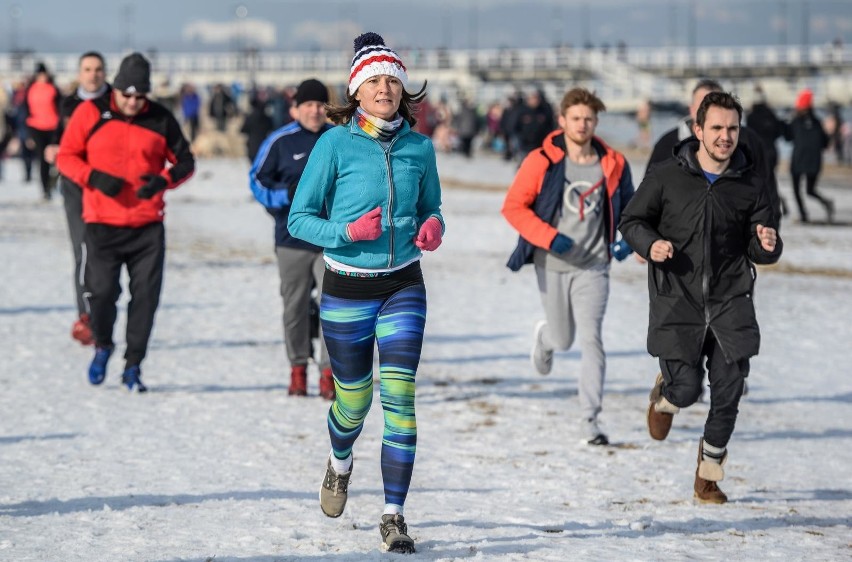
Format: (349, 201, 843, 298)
(120, 91, 147, 101)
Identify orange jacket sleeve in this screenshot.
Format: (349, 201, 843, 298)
(501, 150, 558, 250)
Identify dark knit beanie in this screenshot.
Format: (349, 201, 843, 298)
(35, 61, 48, 74)
(113, 52, 151, 94)
(294, 78, 329, 105)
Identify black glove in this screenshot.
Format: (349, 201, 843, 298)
(88, 169, 125, 197)
(136, 174, 168, 200)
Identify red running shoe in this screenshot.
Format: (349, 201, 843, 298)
(319, 368, 335, 400)
(288, 365, 308, 396)
(71, 314, 94, 346)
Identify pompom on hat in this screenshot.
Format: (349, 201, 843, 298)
(348, 32, 408, 95)
(795, 88, 813, 111)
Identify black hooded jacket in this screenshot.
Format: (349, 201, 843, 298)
(618, 139, 782, 363)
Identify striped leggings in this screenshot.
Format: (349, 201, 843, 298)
(321, 283, 426, 509)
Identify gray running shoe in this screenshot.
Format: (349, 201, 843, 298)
(320, 458, 352, 518)
(380, 514, 415, 554)
(530, 320, 553, 375)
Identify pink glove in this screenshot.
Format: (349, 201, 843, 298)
(414, 217, 443, 251)
(347, 206, 383, 241)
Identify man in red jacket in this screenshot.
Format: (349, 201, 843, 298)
(57, 52, 195, 392)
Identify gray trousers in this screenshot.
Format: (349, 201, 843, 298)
(60, 177, 87, 316)
(275, 246, 328, 370)
(535, 264, 610, 420)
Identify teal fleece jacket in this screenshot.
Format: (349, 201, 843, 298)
(288, 119, 444, 270)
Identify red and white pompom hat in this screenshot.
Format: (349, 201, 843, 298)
(348, 32, 409, 95)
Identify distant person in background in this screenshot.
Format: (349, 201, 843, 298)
(483, 101, 504, 153)
(249, 78, 334, 399)
(454, 97, 479, 158)
(499, 90, 523, 161)
(269, 86, 295, 129)
(57, 52, 195, 393)
(514, 87, 556, 160)
(10, 81, 35, 182)
(24, 62, 62, 200)
(785, 89, 832, 223)
(241, 92, 274, 163)
(647, 78, 782, 226)
(747, 85, 788, 216)
(635, 99, 651, 150)
(411, 96, 438, 138)
(208, 83, 236, 132)
(842, 121, 852, 166)
(179, 83, 201, 142)
(827, 101, 846, 165)
(44, 51, 111, 347)
(0, 86, 12, 180)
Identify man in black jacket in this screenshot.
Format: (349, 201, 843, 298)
(45, 51, 111, 346)
(619, 92, 782, 504)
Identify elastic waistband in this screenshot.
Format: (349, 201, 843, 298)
(325, 263, 393, 278)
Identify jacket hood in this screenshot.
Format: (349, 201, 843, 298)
(540, 129, 615, 164)
(674, 137, 754, 177)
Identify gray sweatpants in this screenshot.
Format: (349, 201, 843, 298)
(275, 246, 329, 370)
(535, 264, 610, 421)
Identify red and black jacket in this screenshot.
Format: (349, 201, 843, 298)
(57, 93, 195, 227)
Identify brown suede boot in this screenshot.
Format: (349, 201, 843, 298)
(647, 372, 679, 440)
(694, 438, 728, 504)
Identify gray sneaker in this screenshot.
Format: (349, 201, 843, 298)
(531, 320, 553, 375)
(380, 514, 415, 553)
(320, 458, 352, 518)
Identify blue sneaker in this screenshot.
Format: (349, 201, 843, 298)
(121, 365, 148, 393)
(88, 346, 113, 385)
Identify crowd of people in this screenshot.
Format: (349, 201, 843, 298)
(2, 43, 848, 555)
(5, 62, 848, 189)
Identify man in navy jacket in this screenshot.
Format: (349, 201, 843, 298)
(249, 78, 335, 399)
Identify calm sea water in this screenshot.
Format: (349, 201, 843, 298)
(596, 111, 680, 150)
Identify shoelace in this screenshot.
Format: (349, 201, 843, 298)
(382, 516, 407, 536)
(325, 467, 350, 495)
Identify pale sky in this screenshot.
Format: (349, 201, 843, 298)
(2, 0, 850, 54)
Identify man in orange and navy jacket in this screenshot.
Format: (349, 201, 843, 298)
(502, 87, 634, 446)
(57, 52, 195, 393)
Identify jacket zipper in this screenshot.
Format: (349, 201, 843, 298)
(702, 180, 712, 326)
(375, 135, 401, 268)
(355, 120, 403, 268)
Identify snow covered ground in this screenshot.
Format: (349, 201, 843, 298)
(1, 151, 850, 561)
